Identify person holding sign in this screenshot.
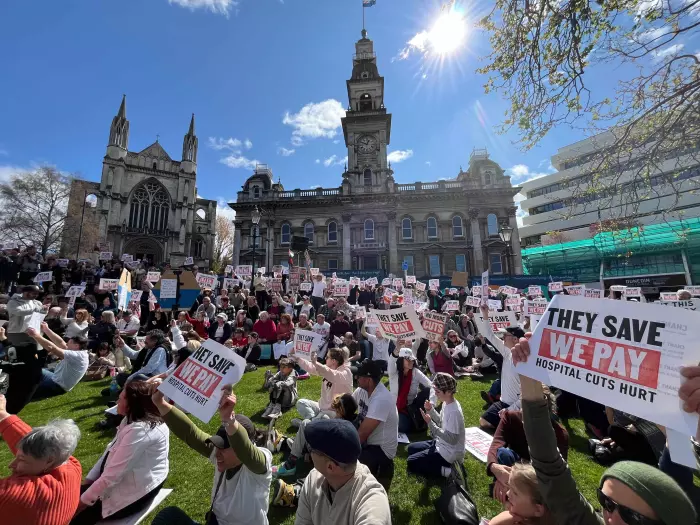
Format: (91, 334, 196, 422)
(510, 338, 697, 525)
(150, 386, 272, 525)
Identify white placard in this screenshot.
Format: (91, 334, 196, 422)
(482, 270, 489, 299)
(565, 285, 585, 296)
(27, 312, 46, 332)
(157, 339, 246, 423)
(146, 272, 161, 282)
(223, 278, 239, 290)
(610, 285, 626, 292)
(160, 278, 177, 300)
(585, 288, 603, 299)
(464, 427, 493, 462)
(99, 251, 112, 261)
(65, 286, 85, 298)
(382, 278, 392, 286)
(465, 296, 481, 308)
(259, 267, 266, 274)
(183, 257, 194, 266)
(310, 268, 319, 276)
(488, 299, 502, 310)
(477, 310, 518, 331)
(57, 259, 69, 267)
(524, 299, 548, 316)
(624, 287, 641, 297)
(392, 278, 404, 290)
(548, 282, 563, 292)
(656, 299, 697, 310)
(368, 306, 426, 341)
(366, 277, 378, 286)
(443, 300, 460, 311)
(300, 282, 312, 292)
(34, 271, 53, 283)
(528, 285, 542, 296)
(660, 292, 678, 301)
(333, 282, 350, 297)
(687, 286, 700, 296)
(397, 432, 410, 444)
(99, 278, 119, 291)
(416, 281, 426, 292)
(517, 295, 700, 436)
(406, 275, 416, 284)
(350, 277, 361, 286)
(293, 329, 324, 359)
(235, 265, 252, 278)
(130, 290, 143, 302)
(429, 279, 440, 291)
(422, 311, 447, 342)
(225, 265, 233, 275)
(196, 273, 216, 289)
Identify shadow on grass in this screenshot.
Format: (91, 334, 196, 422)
(563, 419, 596, 457)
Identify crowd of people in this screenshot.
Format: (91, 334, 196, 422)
(0, 246, 698, 525)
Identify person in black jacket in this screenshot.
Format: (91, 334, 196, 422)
(238, 331, 261, 365)
(208, 313, 233, 344)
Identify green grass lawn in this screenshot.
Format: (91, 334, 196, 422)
(0, 368, 607, 524)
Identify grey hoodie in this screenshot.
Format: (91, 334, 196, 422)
(7, 293, 44, 334)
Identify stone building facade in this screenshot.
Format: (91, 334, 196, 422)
(63, 96, 217, 267)
(230, 31, 522, 279)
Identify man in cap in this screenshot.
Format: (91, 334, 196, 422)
(151, 385, 272, 525)
(293, 419, 391, 525)
(352, 359, 399, 489)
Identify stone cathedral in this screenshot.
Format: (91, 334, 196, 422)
(230, 30, 522, 279)
(63, 96, 217, 267)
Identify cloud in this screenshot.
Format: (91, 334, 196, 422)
(278, 147, 295, 157)
(0, 165, 28, 183)
(395, 31, 430, 61)
(425, 161, 431, 167)
(244, 139, 253, 149)
(282, 99, 346, 146)
(506, 164, 552, 184)
(168, 0, 238, 16)
(209, 137, 244, 151)
(323, 155, 347, 167)
(387, 149, 414, 163)
(220, 155, 259, 170)
(315, 159, 321, 164)
(653, 43, 684, 61)
(309, 185, 321, 189)
(216, 198, 237, 221)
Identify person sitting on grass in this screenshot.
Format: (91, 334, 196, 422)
(0, 393, 82, 525)
(208, 313, 232, 344)
(262, 357, 298, 419)
(489, 463, 555, 525)
(406, 372, 465, 479)
(238, 331, 262, 365)
(290, 347, 353, 426)
(389, 345, 435, 434)
(150, 384, 272, 525)
(284, 419, 391, 525)
(72, 381, 169, 525)
(27, 324, 90, 399)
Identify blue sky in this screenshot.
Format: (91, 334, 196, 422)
(0, 0, 596, 221)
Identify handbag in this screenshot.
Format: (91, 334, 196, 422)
(434, 463, 480, 525)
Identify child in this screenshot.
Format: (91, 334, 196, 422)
(489, 463, 554, 525)
(262, 357, 298, 419)
(85, 342, 116, 380)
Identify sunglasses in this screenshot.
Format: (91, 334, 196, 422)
(597, 489, 663, 525)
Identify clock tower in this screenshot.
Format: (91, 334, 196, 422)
(341, 29, 393, 191)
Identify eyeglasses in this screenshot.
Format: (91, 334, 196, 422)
(597, 489, 663, 525)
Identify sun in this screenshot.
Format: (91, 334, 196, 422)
(428, 10, 467, 55)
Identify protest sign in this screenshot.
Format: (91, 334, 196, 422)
(502, 286, 519, 295)
(99, 278, 118, 291)
(565, 285, 585, 296)
(657, 299, 697, 310)
(158, 339, 246, 423)
(333, 282, 350, 297)
(369, 306, 426, 341)
(382, 288, 396, 304)
(382, 278, 392, 286)
(464, 427, 494, 463)
(397, 432, 410, 444)
(235, 265, 252, 278)
(429, 279, 440, 291)
(160, 278, 177, 300)
(184, 257, 194, 266)
(271, 278, 283, 292)
(300, 282, 312, 292)
(27, 312, 46, 332)
(99, 251, 112, 261)
(448, 288, 458, 295)
(488, 299, 503, 310)
(660, 292, 677, 301)
(196, 273, 216, 289)
(290, 270, 300, 290)
(528, 285, 542, 297)
(482, 270, 489, 299)
(392, 278, 403, 290)
(416, 281, 426, 292)
(505, 297, 521, 307)
(223, 278, 237, 290)
(225, 265, 233, 274)
(272, 265, 283, 276)
(121, 254, 133, 263)
(624, 287, 641, 297)
(524, 300, 548, 316)
(34, 271, 52, 283)
(406, 275, 416, 285)
(130, 290, 143, 302)
(293, 329, 323, 359)
(688, 286, 700, 296)
(57, 259, 69, 267)
(549, 282, 563, 292)
(585, 288, 603, 299)
(477, 310, 518, 331)
(366, 277, 378, 286)
(65, 286, 85, 298)
(610, 285, 626, 292)
(146, 271, 161, 282)
(465, 296, 481, 308)
(422, 311, 447, 342)
(472, 286, 481, 297)
(517, 295, 700, 435)
(451, 271, 468, 287)
(350, 277, 361, 286)
(443, 300, 459, 311)
(310, 268, 319, 276)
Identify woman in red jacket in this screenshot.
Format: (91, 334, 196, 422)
(0, 393, 82, 525)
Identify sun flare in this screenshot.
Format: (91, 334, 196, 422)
(428, 10, 467, 55)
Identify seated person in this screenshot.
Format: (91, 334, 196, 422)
(150, 385, 272, 525)
(290, 347, 353, 426)
(489, 463, 554, 525)
(62, 308, 90, 340)
(426, 338, 455, 376)
(116, 310, 140, 344)
(85, 342, 116, 381)
(44, 307, 65, 337)
(252, 311, 277, 344)
(274, 419, 391, 525)
(208, 313, 232, 344)
(0, 394, 82, 525)
(273, 392, 357, 478)
(72, 381, 169, 525)
(27, 324, 89, 399)
(237, 331, 261, 364)
(262, 357, 298, 419)
(407, 372, 465, 479)
(388, 346, 435, 434)
(230, 327, 248, 350)
(112, 330, 172, 388)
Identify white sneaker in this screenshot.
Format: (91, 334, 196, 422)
(262, 404, 274, 418)
(269, 403, 282, 418)
(290, 418, 302, 428)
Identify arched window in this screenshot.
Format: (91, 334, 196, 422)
(194, 240, 204, 258)
(427, 217, 438, 239)
(328, 221, 338, 243)
(364, 219, 375, 240)
(128, 181, 170, 232)
(484, 172, 492, 185)
(281, 223, 291, 245)
(304, 222, 315, 243)
(359, 93, 373, 111)
(487, 213, 499, 236)
(196, 209, 206, 220)
(364, 169, 372, 186)
(452, 216, 464, 238)
(253, 186, 260, 199)
(402, 218, 413, 239)
(250, 226, 260, 248)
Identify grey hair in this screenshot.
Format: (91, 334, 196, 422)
(102, 311, 115, 323)
(18, 419, 81, 468)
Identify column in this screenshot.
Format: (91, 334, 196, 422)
(342, 214, 352, 270)
(469, 209, 484, 274)
(508, 208, 523, 274)
(387, 211, 398, 274)
(232, 221, 242, 267)
(265, 221, 274, 269)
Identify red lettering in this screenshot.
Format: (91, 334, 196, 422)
(174, 361, 223, 396)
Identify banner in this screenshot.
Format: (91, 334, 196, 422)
(235, 265, 252, 278)
(422, 311, 447, 342)
(443, 300, 459, 311)
(477, 310, 518, 331)
(158, 339, 246, 423)
(585, 288, 603, 299)
(518, 294, 700, 436)
(406, 275, 416, 285)
(146, 271, 161, 282)
(656, 299, 697, 310)
(464, 427, 494, 463)
(293, 329, 323, 359)
(369, 306, 426, 341)
(99, 251, 112, 261)
(160, 278, 177, 300)
(99, 278, 119, 291)
(34, 271, 53, 283)
(196, 273, 216, 289)
(548, 282, 563, 292)
(565, 285, 585, 296)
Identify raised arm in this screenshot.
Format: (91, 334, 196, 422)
(27, 327, 65, 359)
(41, 322, 67, 348)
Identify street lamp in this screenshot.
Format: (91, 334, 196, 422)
(251, 205, 261, 275)
(499, 225, 514, 276)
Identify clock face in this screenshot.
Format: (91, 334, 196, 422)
(357, 135, 378, 153)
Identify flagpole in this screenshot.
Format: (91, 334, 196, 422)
(362, 2, 365, 31)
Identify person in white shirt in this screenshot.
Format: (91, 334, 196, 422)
(116, 310, 141, 342)
(360, 321, 390, 373)
(352, 360, 398, 490)
(61, 308, 90, 339)
(310, 274, 326, 313)
(406, 372, 465, 479)
(26, 323, 90, 399)
(311, 314, 330, 359)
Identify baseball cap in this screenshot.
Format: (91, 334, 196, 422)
(398, 348, 416, 360)
(305, 419, 362, 464)
(206, 414, 256, 448)
(356, 359, 383, 381)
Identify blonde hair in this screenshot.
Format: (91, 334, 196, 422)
(510, 463, 544, 506)
(186, 340, 202, 352)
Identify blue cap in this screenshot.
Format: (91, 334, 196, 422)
(304, 419, 361, 464)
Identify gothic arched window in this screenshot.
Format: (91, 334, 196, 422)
(364, 169, 372, 186)
(281, 223, 291, 245)
(128, 181, 170, 232)
(194, 239, 204, 258)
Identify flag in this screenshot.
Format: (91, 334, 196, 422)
(289, 249, 295, 268)
(363, 0, 376, 6)
(117, 268, 132, 311)
(304, 249, 311, 269)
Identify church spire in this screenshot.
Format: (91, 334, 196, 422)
(108, 94, 129, 151)
(188, 113, 195, 136)
(117, 94, 126, 119)
(182, 113, 198, 171)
